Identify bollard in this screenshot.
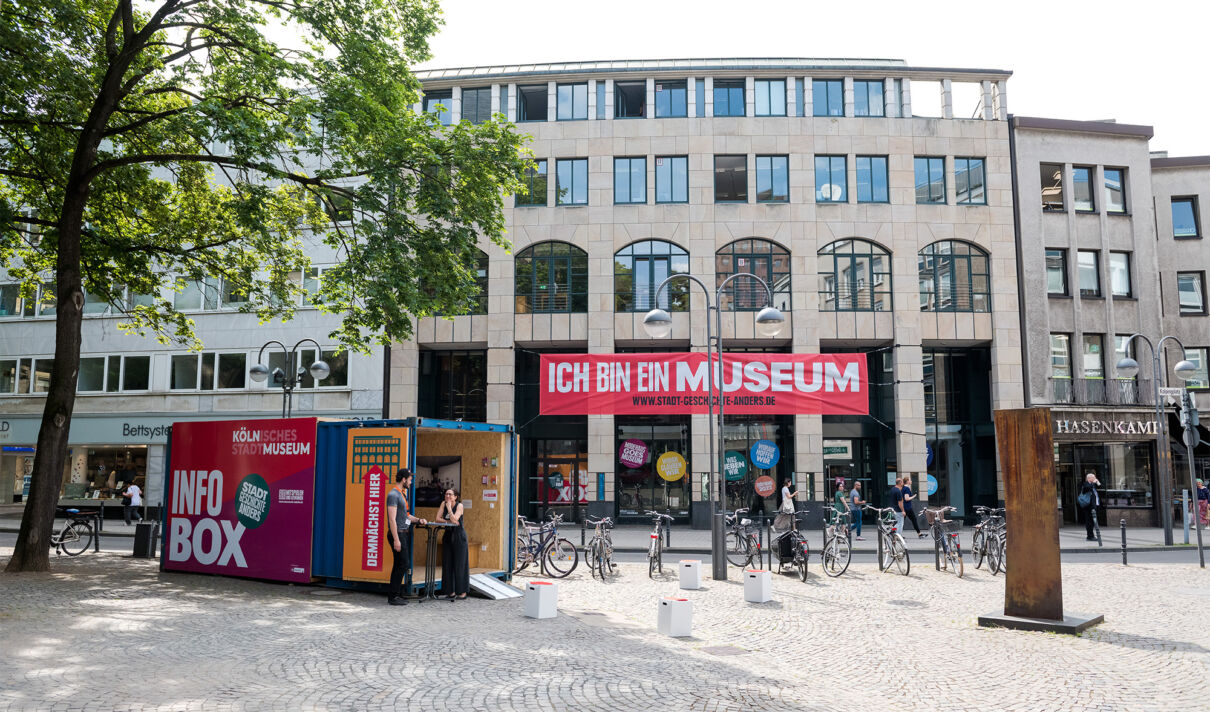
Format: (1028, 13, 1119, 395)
(657, 597, 692, 637)
(580, 519, 585, 548)
(679, 560, 702, 590)
(743, 569, 772, 603)
(94, 512, 102, 553)
(1120, 519, 1128, 566)
(523, 581, 557, 619)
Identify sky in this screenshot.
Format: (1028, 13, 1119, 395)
(416, 0, 1210, 156)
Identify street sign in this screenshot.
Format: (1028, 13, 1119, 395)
(1158, 387, 1185, 397)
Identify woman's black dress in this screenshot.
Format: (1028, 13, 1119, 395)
(441, 502, 470, 596)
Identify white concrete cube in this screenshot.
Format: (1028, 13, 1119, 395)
(743, 569, 772, 603)
(678, 559, 702, 590)
(658, 597, 692, 637)
(523, 581, 557, 619)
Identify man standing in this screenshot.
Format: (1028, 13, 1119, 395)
(121, 481, 143, 526)
(386, 469, 427, 606)
(1079, 472, 1101, 541)
(890, 477, 905, 533)
(849, 481, 866, 540)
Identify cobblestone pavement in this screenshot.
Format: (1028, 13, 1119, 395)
(1, 548, 1207, 712)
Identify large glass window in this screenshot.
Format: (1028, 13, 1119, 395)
(1185, 348, 1209, 389)
(121, 355, 150, 391)
(1050, 334, 1072, 379)
(853, 80, 884, 117)
(1178, 272, 1207, 315)
(556, 83, 588, 121)
(917, 241, 991, 312)
(815, 155, 847, 203)
(1104, 168, 1126, 213)
(1109, 252, 1132, 298)
(0, 284, 20, 316)
(267, 348, 348, 388)
(515, 242, 588, 314)
(812, 79, 843, 116)
(714, 155, 748, 203)
(955, 157, 986, 205)
(716, 239, 791, 311)
(516, 159, 548, 207)
(1040, 163, 1064, 211)
(173, 277, 220, 311)
(171, 353, 212, 390)
(1172, 197, 1201, 238)
(755, 155, 788, 202)
(1082, 333, 1104, 379)
(1046, 249, 1069, 296)
(1077, 250, 1101, 298)
(418, 350, 486, 422)
(855, 156, 888, 203)
(914, 157, 945, 204)
(614, 81, 646, 118)
(77, 356, 106, 392)
(818, 239, 892, 311)
(713, 79, 745, 117)
(518, 84, 548, 122)
(424, 90, 452, 125)
(655, 156, 688, 204)
(654, 80, 687, 118)
(556, 158, 588, 206)
(614, 240, 689, 312)
(754, 79, 786, 116)
(1073, 166, 1094, 211)
(461, 86, 492, 124)
(614, 157, 647, 204)
(616, 417, 692, 519)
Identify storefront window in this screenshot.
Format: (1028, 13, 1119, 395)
(75, 446, 148, 499)
(721, 418, 789, 514)
(1057, 442, 1153, 514)
(615, 418, 691, 520)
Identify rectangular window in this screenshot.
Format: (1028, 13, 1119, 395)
(855, 156, 888, 203)
(1073, 166, 1094, 211)
(1050, 333, 1072, 379)
(914, 157, 945, 204)
(31, 358, 50, 393)
(105, 355, 120, 392)
(713, 155, 748, 203)
(82, 288, 108, 314)
(173, 277, 219, 311)
(122, 355, 150, 391)
(418, 350, 486, 421)
(0, 284, 19, 316)
(754, 79, 786, 116)
(518, 84, 548, 122)
(1082, 333, 1105, 380)
(712, 79, 745, 117)
(1040, 163, 1064, 211)
(694, 78, 705, 118)
(1172, 197, 1201, 238)
(815, 155, 847, 203)
(1185, 348, 1209, 389)
(754, 155, 788, 202)
(614, 157, 647, 204)
(596, 82, 606, 120)
(1046, 249, 1069, 295)
(1104, 168, 1126, 213)
(517, 159, 548, 207)
(795, 78, 804, 117)
(556, 83, 587, 121)
(654, 80, 687, 118)
(0, 358, 17, 393)
(220, 279, 246, 308)
(1109, 252, 1132, 298)
(556, 158, 588, 205)
(1178, 271, 1207, 315)
(216, 352, 246, 389)
(954, 157, 986, 205)
(424, 89, 452, 125)
(78, 356, 106, 392)
(853, 80, 884, 117)
(171, 354, 199, 389)
(1077, 250, 1101, 298)
(812, 79, 843, 116)
(461, 87, 492, 124)
(267, 348, 348, 388)
(500, 86, 509, 118)
(655, 156, 688, 204)
(614, 81, 646, 118)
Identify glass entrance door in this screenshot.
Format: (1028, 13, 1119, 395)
(525, 439, 587, 522)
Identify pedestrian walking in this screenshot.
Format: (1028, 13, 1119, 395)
(121, 482, 143, 526)
(889, 477, 905, 533)
(1078, 472, 1101, 541)
(902, 474, 925, 537)
(833, 480, 848, 523)
(774, 477, 797, 531)
(1195, 479, 1208, 527)
(849, 481, 866, 540)
(436, 488, 469, 601)
(386, 469, 427, 606)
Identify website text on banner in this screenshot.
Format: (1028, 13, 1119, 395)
(165, 418, 318, 583)
(540, 353, 868, 415)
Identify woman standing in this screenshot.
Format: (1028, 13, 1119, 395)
(901, 475, 925, 538)
(1196, 479, 1208, 527)
(774, 477, 797, 531)
(435, 489, 470, 601)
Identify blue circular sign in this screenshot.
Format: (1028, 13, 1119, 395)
(926, 474, 939, 496)
(749, 440, 780, 470)
(926, 444, 935, 468)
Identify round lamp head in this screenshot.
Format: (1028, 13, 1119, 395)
(1115, 357, 1140, 380)
(642, 308, 673, 339)
(1174, 359, 1199, 382)
(309, 359, 331, 382)
(249, 363, 271, 382)
(754, 306, 785, 338)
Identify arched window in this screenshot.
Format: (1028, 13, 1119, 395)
(918, 241, 991, 312)
(715, 239, 791, 311)
(514, 241, 588, 314)
(818, 239, 892, 311)
(614, 240, 689, 312)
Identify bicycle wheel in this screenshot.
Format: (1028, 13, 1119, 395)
(823, 535, 851, 578)
(586, 540, 600, 580)
(972, 529, 985, 569)
(890, 534, 910, 576)
(600, 541, 612, 580)
(543, 537, 579, 578)
(656, 537, 664, 575)
(59, 521, 92, 556)
(513, 535, 531, 573)
(948, 537, 964, 578)
(725, 531, 751, 567)
(987, 534, 1003, 575)
(797, 538, 809, 581)
(998, 536, 1008, 573)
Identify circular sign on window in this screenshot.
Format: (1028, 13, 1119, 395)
(753, 475, 776, 498)
(235, 473, 270, 530)
(926, 473, 939, 496)
(749, 440, 780, 470)
(619, 439, 648, 469)
(723, 451, 748, 481)
(656, 452, 686, 482)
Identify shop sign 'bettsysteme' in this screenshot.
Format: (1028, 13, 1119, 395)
(539, 353, 868, 415)
(165, 418, 318, 583)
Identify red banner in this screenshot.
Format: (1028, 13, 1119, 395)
(540, 353, 868, 415)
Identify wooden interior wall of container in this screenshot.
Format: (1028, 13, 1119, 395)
(412, 429, 509, 571)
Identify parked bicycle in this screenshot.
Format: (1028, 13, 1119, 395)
(725, 507, 763, 568)
(864, 504, 910, 575)
(771, 509, 810, 582)
(971, 506, 1007, 575)
(514, 513, 579, 578)
(924, 506, 964, 577)
(50, 509, 96, 556)
(645, 511, 674, 578)
(583, 516, 616, 581)
(821, 509, 852, 577)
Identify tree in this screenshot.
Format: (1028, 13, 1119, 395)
(0, 0, 529, 571)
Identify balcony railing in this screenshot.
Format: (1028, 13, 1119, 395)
(1049, 377, 1152, 406)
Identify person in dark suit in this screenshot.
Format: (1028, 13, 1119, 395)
(436, 488, 470, 601)
(1079, 473, 1101, 541)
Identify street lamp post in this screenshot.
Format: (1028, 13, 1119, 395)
(1115, 333, 1198, 547)
(248, 339, 331, 418)
(643, 273, 785, 581)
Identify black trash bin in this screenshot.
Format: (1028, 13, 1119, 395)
(133, 521, 159, 558)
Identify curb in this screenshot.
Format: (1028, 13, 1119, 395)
(610, 545, 1196, 555)
(0, 526, 137, 538)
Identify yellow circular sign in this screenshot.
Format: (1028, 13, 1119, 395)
(656, 452, 687, 482)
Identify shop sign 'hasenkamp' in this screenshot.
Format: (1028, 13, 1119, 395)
(539, 353, 868, 415)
